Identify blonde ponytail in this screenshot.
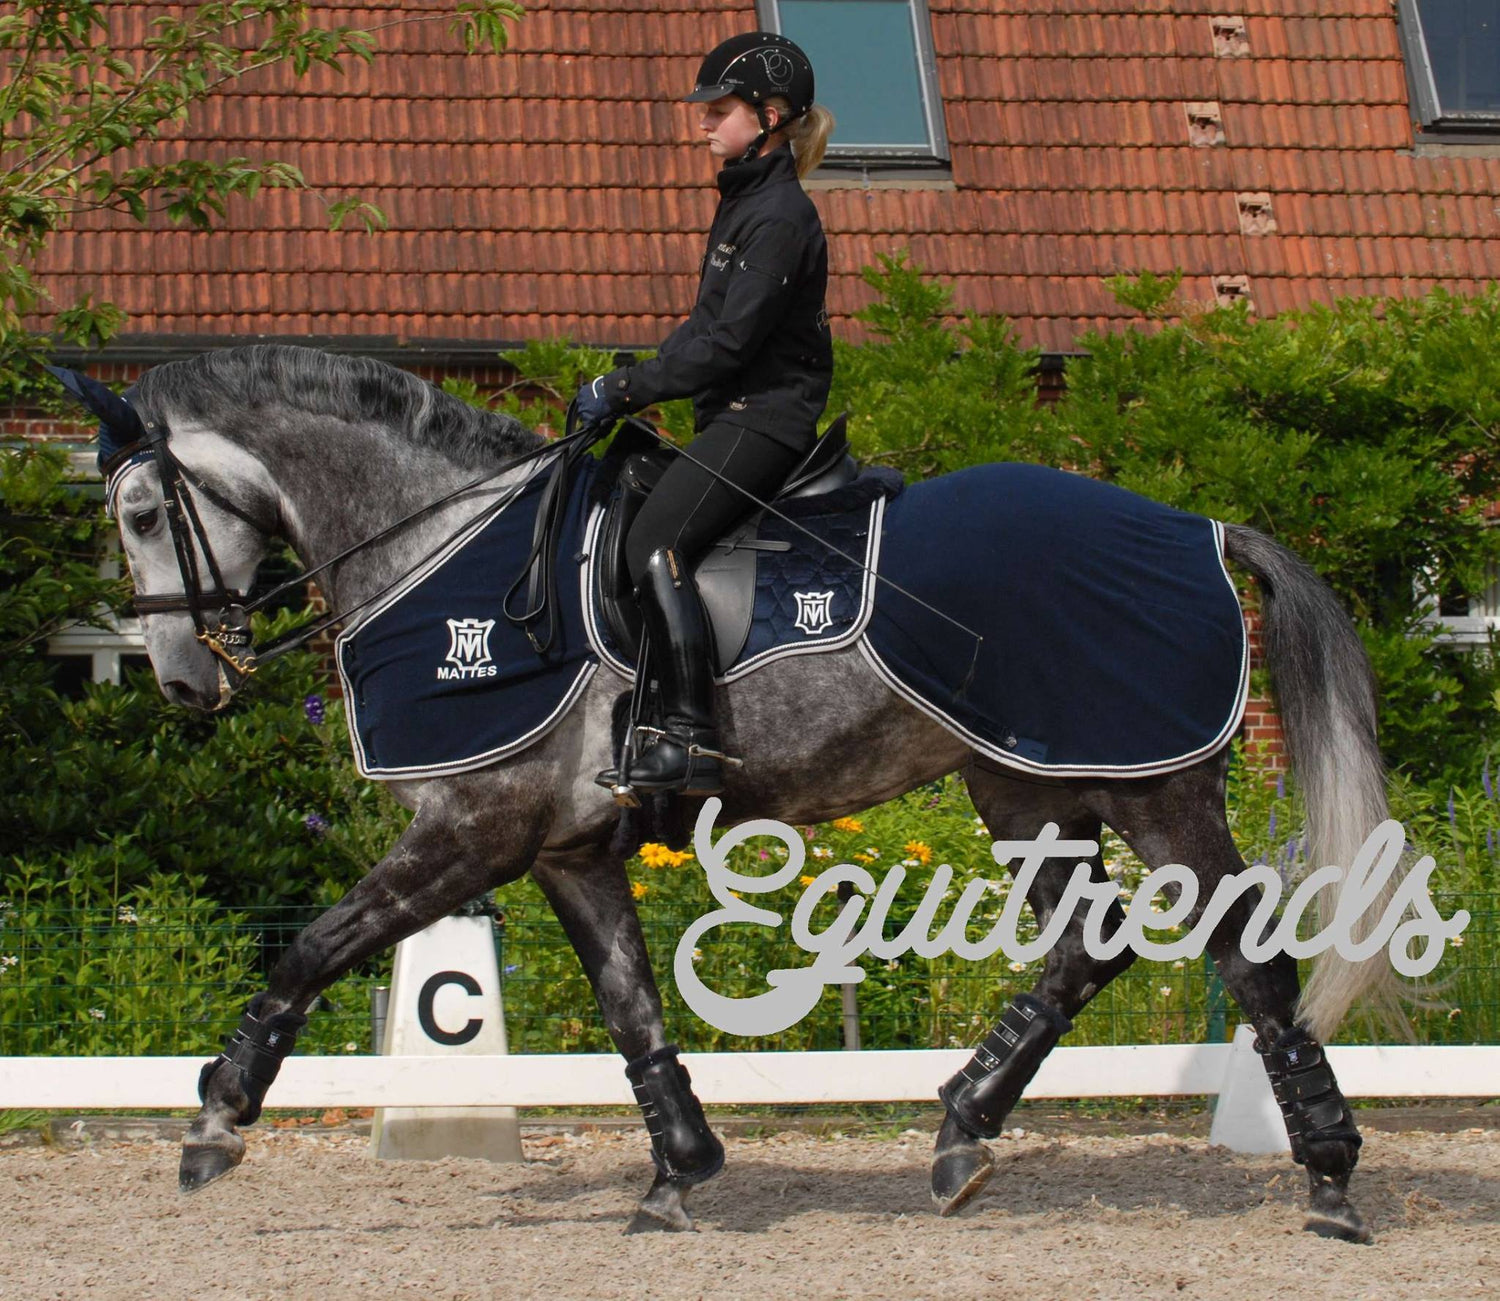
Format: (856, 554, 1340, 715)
(767, 99, 836, 178)
(790, 104, 835, 177)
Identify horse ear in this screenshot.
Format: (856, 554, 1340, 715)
(45, 365, 147, 471)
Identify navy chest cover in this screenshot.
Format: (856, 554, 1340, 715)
(336, 462, 599, 779)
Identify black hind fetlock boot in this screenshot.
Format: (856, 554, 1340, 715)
(624, 548, 734, 797)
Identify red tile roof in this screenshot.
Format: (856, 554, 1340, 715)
(29, 0, 1500, 357)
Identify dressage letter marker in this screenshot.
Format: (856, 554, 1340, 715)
(370, 914, 523, 1163)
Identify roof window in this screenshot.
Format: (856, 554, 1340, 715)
(1398, 1, 1500, 133)
(758, 0, 951, 167)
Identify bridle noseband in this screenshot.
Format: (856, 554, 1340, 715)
(110, 419, 270, 677)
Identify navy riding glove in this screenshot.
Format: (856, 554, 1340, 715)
(574, 376, 619, 428)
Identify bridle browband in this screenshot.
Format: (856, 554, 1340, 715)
(109, 405, 610, 681)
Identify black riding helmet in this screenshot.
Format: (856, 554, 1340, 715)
(684, 32, 815, 163)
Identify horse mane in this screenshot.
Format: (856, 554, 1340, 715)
(132, 343, 543, 467)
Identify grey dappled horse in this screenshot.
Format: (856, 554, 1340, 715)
(96, 344, 1398, 1240)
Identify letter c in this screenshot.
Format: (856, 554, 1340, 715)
(417, 970, 483, 1046)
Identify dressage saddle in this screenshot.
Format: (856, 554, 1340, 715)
(596, 414, 857, 673)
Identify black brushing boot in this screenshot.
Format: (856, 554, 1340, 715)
(622, 547, 734, 796)
(1258, 1025, 1370, 1243)
(180, 993, 308, 1192)
(623, 1044, 725, 1233)
(931, 993, 1072, 1214)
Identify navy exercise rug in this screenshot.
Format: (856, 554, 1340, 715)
(336, 455, 1244, 781)
(862, 462, 1248, 775)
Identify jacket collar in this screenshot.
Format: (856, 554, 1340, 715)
(717, 143, 797, 198)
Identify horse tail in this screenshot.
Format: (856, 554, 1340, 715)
(1222, 522, 1404, 1042)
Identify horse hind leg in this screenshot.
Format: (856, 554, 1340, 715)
(932, 771, 1136, 1215)
(1079, 761, 1370, 1244)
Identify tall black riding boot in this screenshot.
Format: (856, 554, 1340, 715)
(624, 547, 733, 796)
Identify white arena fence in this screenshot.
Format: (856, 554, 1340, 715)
(4, 1042, 1499, 1111)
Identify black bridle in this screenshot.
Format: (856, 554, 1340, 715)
(108, 407, 611, 682)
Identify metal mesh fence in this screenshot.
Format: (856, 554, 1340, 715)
(0, 892, 1491, 1059)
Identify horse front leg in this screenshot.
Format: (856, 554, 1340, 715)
(180, 789, 542, 1191)
(530, 845, 723, 1234)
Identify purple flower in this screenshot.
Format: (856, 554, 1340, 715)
(304, 694, 325, 725)
(1276, 773, 1285, 800)
(1449, 790, 1457, 830)
(304, 813, 330, 837)
(503, 963, 520, 975)
(1484, 756, 1494, 802)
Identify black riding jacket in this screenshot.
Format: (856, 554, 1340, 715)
(603, 144, 833, 450)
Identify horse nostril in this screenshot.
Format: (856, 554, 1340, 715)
(162, 678, 217, 712)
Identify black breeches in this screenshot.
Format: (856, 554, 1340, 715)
(625, 421, 808, 587)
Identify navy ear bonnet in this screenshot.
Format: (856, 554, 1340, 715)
(45, 364, 149, 483)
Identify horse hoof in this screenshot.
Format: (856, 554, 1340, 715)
(1304, 1204, 1371, 1244)
(624, 1171, 697, 1234)
(1304, 1179, 1371, 1243)
(178, 1141, 244, 1192)
(624, 1204, 695, 1234)
(931, 1141, 995, 1216)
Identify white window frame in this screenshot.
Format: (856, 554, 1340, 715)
(1419, 555, 1500, 648)
(43, 448, 146, 685)
(757, 0, 951, 164)
(1397, 0, 1500, 132)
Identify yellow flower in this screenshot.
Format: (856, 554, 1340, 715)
(638, 843, 695, 868)
(631, 881, 649, 900)
(799, 874, 817, 887)
(903, 840, 932, 865)
(853, 852, 875, 865)
(831, 817, 864, 833)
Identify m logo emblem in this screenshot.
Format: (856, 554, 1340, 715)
(446, 618, 494, 667)
(793, 590, 835, 636)
(438, 618, 499, 680)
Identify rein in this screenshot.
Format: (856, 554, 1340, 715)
(110, 406, 609, 679)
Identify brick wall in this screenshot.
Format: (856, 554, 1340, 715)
(1240, 602, 1287, 770)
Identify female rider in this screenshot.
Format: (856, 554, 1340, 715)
(577, 32, 837, 797)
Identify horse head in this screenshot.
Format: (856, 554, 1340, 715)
(49, 365, 278, 712)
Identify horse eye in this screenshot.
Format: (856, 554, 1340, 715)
(132, 509, 160, 534)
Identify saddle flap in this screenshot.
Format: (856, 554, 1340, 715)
(694, 521, 759, 674)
